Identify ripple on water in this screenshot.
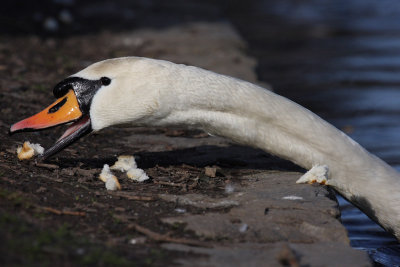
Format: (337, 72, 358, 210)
(338, 196, 400, 265)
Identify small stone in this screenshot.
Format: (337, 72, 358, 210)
(238, 223, 248, 233)
(129, 237, 146, 245)
(175, 208, 186, 213)
(205, 167, 217, 178)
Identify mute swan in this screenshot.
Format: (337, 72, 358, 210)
(10, 57, 400, 240)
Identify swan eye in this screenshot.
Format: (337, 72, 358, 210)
(100, 77, 111, 86)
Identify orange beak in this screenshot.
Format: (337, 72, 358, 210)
(10, 90, 82, 133)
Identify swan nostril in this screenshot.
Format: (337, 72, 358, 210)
(48, 97, 67, 113)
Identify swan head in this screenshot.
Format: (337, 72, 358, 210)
(9, 57, 162, 159)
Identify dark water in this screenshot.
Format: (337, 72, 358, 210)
(227, 0, 400, 265)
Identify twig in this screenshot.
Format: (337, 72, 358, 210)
(108, 191, 156, 201)
(37, 175, 63, 183)
(180, 164, 200, 171)
(53, 187, 68, 195)
(154, 180, 187, 190)
(35, 162, 59, 170)
(129, 223, 212, 248)
(40, 206, 86, 216)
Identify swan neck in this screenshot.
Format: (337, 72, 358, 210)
(149, 62, 400, 238)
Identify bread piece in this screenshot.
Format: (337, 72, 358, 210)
(17, 141, 44, 160)
(110, 155, 137, 172)
(99, 164, 121, 190)
(126, 168, 149, 182)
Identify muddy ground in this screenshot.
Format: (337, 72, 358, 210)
(0, 2, 371, 266)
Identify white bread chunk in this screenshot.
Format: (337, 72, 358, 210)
(126, 168, 149, 182)
(99, 164, 121, 190)
(110, 155, 137, 172)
